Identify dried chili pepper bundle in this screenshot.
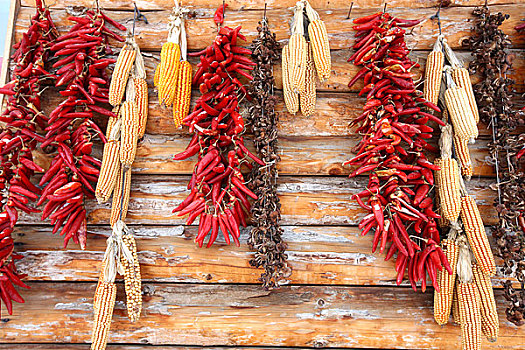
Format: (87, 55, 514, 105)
(345, 11, 451, 292)
(468, 4, 525, 326)
(39, 7, 125, 249)
(247, 16, 290, 289)
(0, 0, 57, 315)
(174, 9, 260, 248)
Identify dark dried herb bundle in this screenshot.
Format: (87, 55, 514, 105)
(469, 4, 525, 326)
(247, 17, 290, 289)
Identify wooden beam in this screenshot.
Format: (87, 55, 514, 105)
(0, 283, 523, 348)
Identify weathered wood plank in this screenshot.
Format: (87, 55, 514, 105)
(0, 283, 523, 348)
(13, 224, 512, 287)
(15, 176, 498, 226)
(32, 134, 497, 177)
(38, 88, 524, 138)
(20, 0, 518, 11)
(14, 5, 525, 51)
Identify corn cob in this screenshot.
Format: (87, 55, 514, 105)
(304, 1, 331, 81)
(472, 262, 499, 342)
(172, 60, 192, 128)
(134, 78, 148, 138)
(93, 257, 108, 317)
(90, 281, 117, 350)
(288, 33, 307, 94)
(109, 44, 136, 106)
(444, 86, 478, 141)
(121, 233, 142, 322)
(300, 44, 316, 117)
(434, 239, 459, 325)
(460, 195, 496, 276)
(307, 20, 331, 81)
(158, 42, 181, 106)
(96, 141, 121, 204)
(424, 39, 444, 106)
(119, 100, 139, 167)
(437, 158, 462, 224)
(433, 158, 448, 227)
(282, 45, 299, 114)
(458, 282, 482, 350)
(106, 116, 118, 139)
(452, 284, 461, 325)
(454, 135, 473, 180)
(110, 167, 132, 227)
(452, 68, 479, 123)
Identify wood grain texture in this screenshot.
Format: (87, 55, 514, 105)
(15, 176, 498, 226)
(1, 283, 523, 348)
(13, 224, 514, 287)
(31, 133, 497, 177)
(14, 5, 525, 51)
(20, 0, 519, 10)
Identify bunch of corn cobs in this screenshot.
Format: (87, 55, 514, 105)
(247, 16, 290, 289)
(91, 33, 147, 350)
(468, 4, 525, 327)
(282, 0, 330, 116)
(424, 32, 499, 349)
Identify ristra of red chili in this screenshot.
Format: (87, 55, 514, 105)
(344, 11, 450, 293)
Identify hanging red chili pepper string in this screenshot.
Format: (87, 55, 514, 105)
(39, 7, 125, 249)
(173, 5, 260, 248)
(0, 0, 57, 316)
(345, 11, 451, 292)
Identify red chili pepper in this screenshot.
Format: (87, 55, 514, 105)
(214, 4, 228, 26)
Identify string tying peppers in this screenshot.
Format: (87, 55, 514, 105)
(173, 23, 261, 248)
(39, 7, 124, 249)
(0, 0, 57, 316)
(345, 11, 450, 292)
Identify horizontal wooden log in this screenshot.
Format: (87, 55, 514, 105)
(13, 224, 512, 287)
(20, 0, 518, 11)
(0, 283, 523, 348)
(16, 176, 498, 226)
(32, 133, 498, 177)
(14, 5, 525, 51)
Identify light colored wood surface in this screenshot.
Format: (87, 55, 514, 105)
(2, 0, 524, 348)
(0, 283, 523, 348)
(13, 5, 525, 51)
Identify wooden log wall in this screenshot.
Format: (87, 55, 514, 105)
(1, 0, 525, 348)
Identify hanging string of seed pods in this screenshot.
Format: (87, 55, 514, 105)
(467, 3, 525, 327)
(91, 11, 147, 349)
(282, 0, 330, 116)
(247, 10, 291, 289)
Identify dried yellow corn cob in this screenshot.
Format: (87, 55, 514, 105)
(110, 167, 132, 227)
(472, 262, 499, 342)
(460, 195, 496, 276)
(119, 101, 139, 167)
(173, 60, 192, 128)
(423, 40, 444, 106)
(288, 33, 307, 94)
(96, 141, 121, 204)
(121, 233, 142, 322)
(158, 42, 181, 106)
(444, 86, 478, 141)
(282, 45, 299, 115)
(458, 282, 482, 350)
(433, 158, 448, 227)
(109, 45, 136, 106)
(434, 239, 459, 325)
(134, 78, 148, 138)
(454, 136, 473, 180)
(90, 281, 116, 350)
(300, 44, 316, 117)
(452, 67, 479, 123)
(437, 158, 462, 224)
(308, 19, 331, 81)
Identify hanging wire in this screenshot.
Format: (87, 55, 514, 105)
(430, 0, 443, 35)
(346, 2, 354, 20)
(383, 2, 388, 13)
